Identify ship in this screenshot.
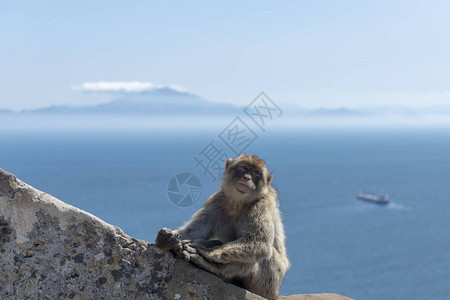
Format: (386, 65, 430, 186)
(357, 193, 389, 205)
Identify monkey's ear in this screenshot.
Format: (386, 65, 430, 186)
(225, 158, 233, 170)
(267, 173, 273, 184)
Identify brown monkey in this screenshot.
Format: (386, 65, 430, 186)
(156, 154, 289, 300)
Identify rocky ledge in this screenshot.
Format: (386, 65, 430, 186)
(0, 168, 351, 300)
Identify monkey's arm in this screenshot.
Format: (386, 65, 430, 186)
(155, 199, 216, 256)
(174, 205, 214, 240)
(172, 193, 221, 240)
(184, 237, 272, 264)
(192, 239, 223, 248)
(184, 210, 275, 264)
(186, 253, 254, 280)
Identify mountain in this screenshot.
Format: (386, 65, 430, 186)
(12, 89, 423, 118)
(280, 105, 368, 117)
(306, 107, 368, 117)
(26, 88, 241, 116)
(0, 109, 13, 114)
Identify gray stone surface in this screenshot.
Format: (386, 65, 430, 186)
(0, 168, 351, 300)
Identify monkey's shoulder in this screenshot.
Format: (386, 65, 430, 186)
(204, 190, 226, 205)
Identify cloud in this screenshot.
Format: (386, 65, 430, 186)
(74, 81, 186, 93)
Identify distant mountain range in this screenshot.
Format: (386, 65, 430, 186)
(21, 88, 241, 116)
(2, 88, 442, 117)
(299, 107, 368, 117)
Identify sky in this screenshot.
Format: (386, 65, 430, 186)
(1, 0, 450, 111)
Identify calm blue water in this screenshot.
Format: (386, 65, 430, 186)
(1, 129, 449, 299)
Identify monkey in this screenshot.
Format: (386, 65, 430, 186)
(156, 154, 289, 300)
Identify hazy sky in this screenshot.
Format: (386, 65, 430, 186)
(1, 0, 449, 110)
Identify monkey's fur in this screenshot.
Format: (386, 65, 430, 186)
(156, 154, 289, 299)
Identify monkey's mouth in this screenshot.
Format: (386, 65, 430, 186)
(236, 182, 254, 193)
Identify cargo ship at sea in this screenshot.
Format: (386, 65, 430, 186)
(357, 193, 389, 205)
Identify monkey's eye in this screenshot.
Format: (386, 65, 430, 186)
(237, 165, 248, 171)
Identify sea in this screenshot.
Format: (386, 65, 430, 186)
(1, 128, 449, 300)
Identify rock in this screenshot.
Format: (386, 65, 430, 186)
(0, 168, 352, 300)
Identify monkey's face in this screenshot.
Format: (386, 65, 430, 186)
(222, 154, 273, 198)
(234, 164, 259, 193)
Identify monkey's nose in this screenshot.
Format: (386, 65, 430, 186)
(244, 174, 251, 180)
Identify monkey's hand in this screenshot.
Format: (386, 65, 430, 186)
(155, 228, 180, 250)
(155, 228, 192, 261)
(183, 242, 225, 263)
